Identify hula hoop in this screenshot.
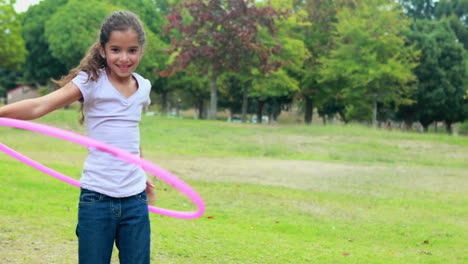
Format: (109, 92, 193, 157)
(0, 117, 205, 220)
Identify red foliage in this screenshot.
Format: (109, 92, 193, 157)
(158, 0, 290, 77)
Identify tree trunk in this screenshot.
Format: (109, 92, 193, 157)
(304, 97, 313, 125)
(372, 97, 378, 127)
(208, 75, 218, 120)
(256, 100, 265, 124)
(420, 119, 432, 133)
(161, 91, 168, 115)
(241, 85, 248, 123)
(338, 109, 347, 124)
(403, 119, 412, 131)
(273, 112, 280, 124)
(175, 98, 180, 117)
(445, 121, 453, 134)
(197, 100, 204, 119)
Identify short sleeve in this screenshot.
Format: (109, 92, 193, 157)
(71, 71, 92, 102)
(134, 73, 151, 107)
(144, 79, 151, 107)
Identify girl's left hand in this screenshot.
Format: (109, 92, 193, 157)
(146, 179, 156, 204)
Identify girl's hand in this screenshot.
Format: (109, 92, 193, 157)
(146, 179, 156, 204)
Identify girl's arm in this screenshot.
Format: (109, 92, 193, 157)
(0, 82, 82, 120)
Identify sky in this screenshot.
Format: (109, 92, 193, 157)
(13, 0, 43, 13)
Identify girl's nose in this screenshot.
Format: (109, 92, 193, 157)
(120, 52, 130, 62)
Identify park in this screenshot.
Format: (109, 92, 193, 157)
(0, 109, 467, 263)
(1, 0, 468, 263)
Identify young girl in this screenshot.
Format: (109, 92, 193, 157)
(0, 11, 155, 263)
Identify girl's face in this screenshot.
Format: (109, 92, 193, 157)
(99, 29, 143, 82)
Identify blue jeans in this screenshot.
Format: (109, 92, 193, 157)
(76, 189, 151, 264)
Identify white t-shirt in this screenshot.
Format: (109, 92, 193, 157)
(72, 69, 151, 197)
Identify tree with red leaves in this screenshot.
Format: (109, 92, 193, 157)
(159, 0, 289, 119)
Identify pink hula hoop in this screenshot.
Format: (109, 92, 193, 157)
(0, 117, 205, 220)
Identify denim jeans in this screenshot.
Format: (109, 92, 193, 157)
(76, 188, 151, 264)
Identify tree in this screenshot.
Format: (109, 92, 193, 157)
(316, 83, 347, 124)
(319, 0, 418, 126)
(21, 0, 69, 85)
(434, 0, 468, 25)
(0, 66, 22, 98)
(160, 0, 289, 120)
(401, 19, 467, 133)
(171, 70, 210, 119)
(45, 0, 113, 69)
(288, 0, 354, 124)
(218, 72, 246, 118)
(0, 0, 27, 71)
(37, 0, 167, 94)
(135, 29, 169, 97)
(109, 0, 171, 37)
(250, 69, 299, 123)
(434, 0, 468, 49)
(243, 0, 311, 123)
(398, 0, 435, 19)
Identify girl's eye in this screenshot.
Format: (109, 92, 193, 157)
(111, 48, 119, 53)
(130, 48, 138, 53)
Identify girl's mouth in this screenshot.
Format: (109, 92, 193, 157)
(117, 65, 131, 71)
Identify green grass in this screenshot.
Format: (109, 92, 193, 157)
(0, 110, 467, 263)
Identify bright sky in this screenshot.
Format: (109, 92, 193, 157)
(13, 0, 43, 13)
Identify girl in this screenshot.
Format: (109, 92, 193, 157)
(0, 11, 154, 263)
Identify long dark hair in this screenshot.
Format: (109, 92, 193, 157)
(55, 11, 146, 123)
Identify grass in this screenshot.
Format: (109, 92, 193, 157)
(0, 110, 467, 263)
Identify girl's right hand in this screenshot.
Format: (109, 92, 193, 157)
(146, 179, 156, 204)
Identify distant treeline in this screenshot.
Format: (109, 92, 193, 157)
(0, 0, 467, 131)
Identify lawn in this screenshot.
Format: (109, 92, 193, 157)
(0, 110, 467, 263)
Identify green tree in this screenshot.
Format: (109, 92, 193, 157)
(288, 0, 354, 124)
(316, 91, 346, 124)
(218, 72, 247, 118)
(171, 71, 210, 119)
(37, 0, 167, 93)
(247, 8, 306, 123)
(45, 0, 112, 69)
(21, 0, 69, 85)
(398, 0, 435, 19)
(320, 0, 418, 126)
(434, 0, 468, 49)
(0, 66, 22, 98)
(0, 0, 27, 71)
(250, 69, 299, 123)
(400, 19, 467, 133)
(136, 30, 168, 88)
